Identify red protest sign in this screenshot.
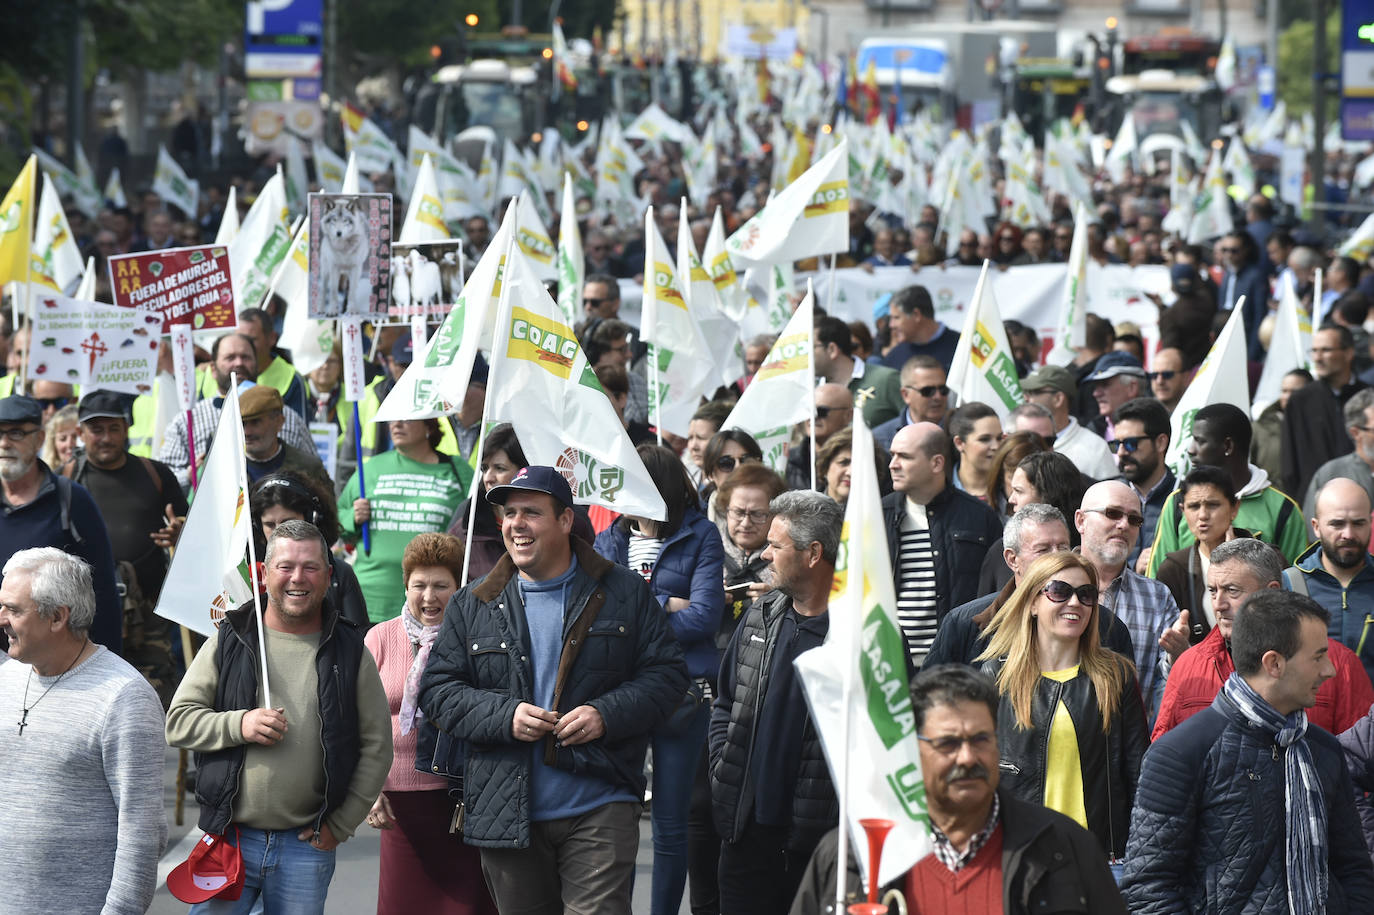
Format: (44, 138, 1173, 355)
(108, 245, 236, 333)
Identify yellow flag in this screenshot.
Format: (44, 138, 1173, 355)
(0, 156, 37, 287)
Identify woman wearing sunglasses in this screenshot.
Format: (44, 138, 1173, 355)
(1153, 465, 1248, 646)
(977, 551, 1147, 869)
(699, 430, 763, 533)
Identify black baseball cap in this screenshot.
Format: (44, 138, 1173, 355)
(485, 465, 574, 509)
(0, 395, 42, 425)
(78, 390, 132, 423)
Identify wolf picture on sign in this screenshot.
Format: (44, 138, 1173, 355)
(307, 192, 392, 320)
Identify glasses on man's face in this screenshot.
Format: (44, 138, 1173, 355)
(1107, 435, 1149, 454)
(0, 426, 39, 443)
(716, 454, 759, 473)
(916, 731, 995, 756)
(34, 397, 67, 411)
(727, 507, 770, 525)
(1041, 579, 1099, 606)
(583, 296, 613, 311)
(902, 384, 950, 398)
(1082, 506, 1145, 528)
(814, 405, 844, 420)
(1146, 370, 1177, 383)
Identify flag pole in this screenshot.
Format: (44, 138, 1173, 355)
(353, 401, 370, 555)
(651, 341, 663, 446)
(833, 417, 858, 910)
(807, 278, 817, 491)
(21, 158, 37, 396)
(232, 374, 272, 710)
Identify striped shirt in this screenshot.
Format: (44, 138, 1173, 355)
(896, 500, 939, 665)
(627, 531, 664, 583)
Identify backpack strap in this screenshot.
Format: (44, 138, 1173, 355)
(136, 456, 164, 500)
(1282, 567, 1309, 598)
(53, 473, 82, 545)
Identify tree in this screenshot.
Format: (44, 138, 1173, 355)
(1277, 9, 1338, 117)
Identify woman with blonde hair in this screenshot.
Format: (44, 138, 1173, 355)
(977, 551, 1147, 867)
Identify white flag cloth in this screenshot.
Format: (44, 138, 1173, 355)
(313, 141, 348, 192)
(284, 136, 309, 217)
(153, 384, 253, 637)
(704, 207, 748, 323)
(624, 103, 693, 145)
(1341, 212, 1374, 262)
(229, 169, 293, 310)
(74, 256, 97, 301)
(485, 245, 668, 520)
(214, 186, 240, 246)
(1161, 150, 1195, 237)
(947, 262, 1024, 421)
(153, 146, 200, 218)
(1104, 116, 1137, 183)
(1047, 202, 1090, 364)
(513, 193, 557, 282)
(408, 126, 481, 224)
(32, 178, 84, 294)
(556, 173, 584, 325)
(677, 202, 741, 388)
(346, 114, 402, 176)
(32, 148, 102, 220)
(399, 154, 451, 244)
(104, 167, 128, 208)
(1166, 302, 1251, 476)
(275, 221, 336, 376)
(795, 411, 931, 892)
(721, 287, 815, 472)
(1216, 35, 1238, 91)
(641, 209, 715, 437)
(1252, 279, 1313, 419)
(1187, 148, 1235, 245)
(1223, 138, 1257, 199)
(725, 140, 849, 269)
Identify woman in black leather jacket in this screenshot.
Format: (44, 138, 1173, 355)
(976, 551, 1148, 862)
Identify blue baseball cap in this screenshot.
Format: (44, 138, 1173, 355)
(485, 465, 574, 509)
(1084, 351, 1147, 384)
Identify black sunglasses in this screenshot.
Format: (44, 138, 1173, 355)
(716, 454, 759, 473)
(1146, 370, 1178, 382)
(583, 296, 615, 310)
(1107, 435, 1149, 454)
(1082, 506, 1145, 528)
(903, 384, 951, 398)
(1041, 580, 1099, 606)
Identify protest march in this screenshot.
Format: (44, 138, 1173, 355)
(6, 7, 1374, 914)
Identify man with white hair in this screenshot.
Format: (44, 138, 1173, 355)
(0, 547, 167, 913)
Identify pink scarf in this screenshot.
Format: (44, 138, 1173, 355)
(398, 609, 441, 736)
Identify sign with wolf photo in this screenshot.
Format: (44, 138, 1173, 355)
(30, 293, 162, 395)
(307, 193, 392, 320)
(389, 240, 464, 319)
(107, 245, 237, 334)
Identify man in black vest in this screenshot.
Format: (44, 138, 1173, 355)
(166, 520, 392, 912)
(709, 490, 843, 914)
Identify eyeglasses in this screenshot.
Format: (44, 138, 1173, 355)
(716, 454, 759, 473)
(727, 507, 770, 524)
(0, 427, 39, 443)
(916, 731, 996, 755)
(1146, 370, 1178, 382)
(1107, 435, 1149, 454)
(583, 296, 615, 310)
(34, 397, 68, 411)
(1082, 506, 1145, 528)
(814, 405, 846, 420)
(902, 384, 950, 398)
(1041, 579, 1100, 606)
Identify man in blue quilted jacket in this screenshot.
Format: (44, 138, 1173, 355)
(1122, 590, 1374, 914)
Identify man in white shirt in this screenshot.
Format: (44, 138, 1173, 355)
(1019, 365, 1117, 480)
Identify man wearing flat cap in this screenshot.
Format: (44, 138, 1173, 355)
(240, 384, 331, 492)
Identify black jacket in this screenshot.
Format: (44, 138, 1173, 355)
(789, 790, 1127, 915)
(194, 598, 365, 835)
(1281, 378, 1368, 502)
(1124, 690, 1374, 913)
(881, 484, 1002, 628)
(983, 656, 1147, 858)
(709, 590, 836, 849)
(418, 537, 688, 848)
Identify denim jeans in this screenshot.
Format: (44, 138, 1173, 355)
(650, 688, 711, 915)
(189, 826, 336, 915)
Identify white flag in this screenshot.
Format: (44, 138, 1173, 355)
(275, 221, 336, 376)
(1161, 149, 1195, 237)
(485, 245, 668, 520)
(677, 201, 741, 388)
(625, 102, 693, 145)
(31, 178, 84, 294)
(408, 126, 480, 224)
(795, 411, 931, 892)
(725, 140, 849, 269)
(1048, 202, 1090, 364)
(704, 206, 748, 323)
(313, 141, 347, 192)
(32, 148, 102, 220)
(1216, 35, 1238, 91)
(1187, 148, 1235, 244)
(1166, 303, 1251, 476)
(513, 192, 557, 282)
(153, 146, 200, 218)
(399, 154, 451, 244)
(947, 262, 1024, 422)
(1104, 115, 1137, 183)
(1252, 279, 1313, 419)
(556, 172, 584, 325)
(1341, 212, 1374, 262)
(345, 113, 401, 175)
(1223, 137, 1256, 199)
(214, 185, 240, 246)
(721, 288, 815, 472)
(641, 208, 715, 437)
(153, 384, 253, 637)
(104, 167, 128, 208)
(74, 256, 97, 301)
(229, 169, 293, 309)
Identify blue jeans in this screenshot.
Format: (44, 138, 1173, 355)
(651, 687, 711, 915)
(189, 827, 336, 915)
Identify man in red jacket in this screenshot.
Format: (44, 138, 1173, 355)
(1154, 537, 1374, 740)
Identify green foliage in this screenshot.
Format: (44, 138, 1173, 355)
(1278, 9, 1339, 116)
(338, 0, 502, 71)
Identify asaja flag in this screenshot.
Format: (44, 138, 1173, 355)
(513, 192, 557, 283)
(154, 381, 253, 637)
(725, 140, 849, 269)
(153, 146, 199, 218)
(214, 185, 240, 246)
(399, 154, 450, 244)
(947, 261, 1023, 421)
(228, 169, 292, 309)
(641, 208, 715, 437)
(1187, 148, 1234, 245)
(31, 176, 84, 294)
(721, 286, 815, 472)
(1047, 202, 1090, 364)
(556, 172, 584, 325)
(275, 221, 336, 376)
(1252, 277, 1312, 420)
(795, 411, 930, 892)
(1166, 302, 1251, 477)
(485, 243, 667, 521)
(0, 155, 37, 287)
(104, 166, 128, 208)
(376, 206, 515, 423)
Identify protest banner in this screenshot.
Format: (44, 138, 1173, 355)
(107, 245, 236, 333)
(307, 193, 393, 320)
(390, 240, 463, 319)
(29, 293, 162, 394)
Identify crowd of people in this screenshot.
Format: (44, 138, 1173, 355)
(11, 77, 1374, 915)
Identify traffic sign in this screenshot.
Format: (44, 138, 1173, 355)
(1342, 0, 1374, 139)
(245, 0, 323, 79)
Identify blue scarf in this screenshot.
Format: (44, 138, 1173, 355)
(1221, 672, 1326, 915)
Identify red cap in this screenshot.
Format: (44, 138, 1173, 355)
(166, 832, 245, 903)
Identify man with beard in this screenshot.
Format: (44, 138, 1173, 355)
(1112, 399, 1175, 571)
(0, 395, 122, 652)
(1287, 478, 1374, 685)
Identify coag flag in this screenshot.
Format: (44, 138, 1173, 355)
(1186, 148, 1234, 244)
(274, 221, 336, 376)
(704, 206, 747, 322)
(947, 262, 1023, 421)
(399, 154, 450, 244)
(641, 208, 715, 437)
(485, 243, 667, 520)
(725, 141, 849, 269)
(1252, 276, 1312, 420)
(556, 172, 584, 325)
(1165, 301, 1250, 477)
(153, 382, 253, 638)
(721, 286, 815, 471)
(1047, 202, 1090, 364)
(228, 168, 292, 309)
(0, 155, 37, 288)
(31, 177, 84, 294)
(313, 140, 347, 192)
(153, 146, 200, 218)
(513, 193, 557, 282)
(796, 411, 930, 893)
